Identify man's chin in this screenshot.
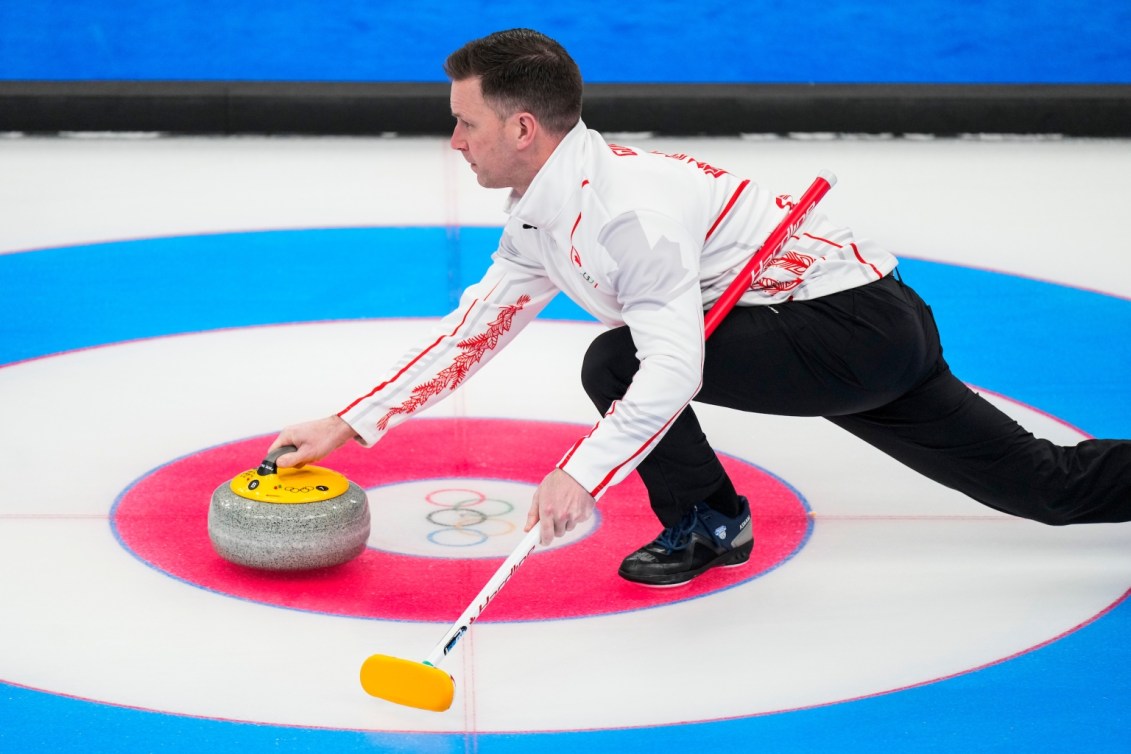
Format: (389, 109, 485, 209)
(469, 169, 508, 190)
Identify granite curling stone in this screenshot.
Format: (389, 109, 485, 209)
(208, 445, 370, 570)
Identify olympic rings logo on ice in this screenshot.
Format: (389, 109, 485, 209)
(364, 476, 583, 560)
(423, 487, 517, 547)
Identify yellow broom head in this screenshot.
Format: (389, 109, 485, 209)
(359, 654, 456, 712)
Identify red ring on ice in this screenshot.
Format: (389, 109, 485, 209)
(112, 417, 811, 622)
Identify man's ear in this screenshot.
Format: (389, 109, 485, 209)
(513, 112, 539, 149)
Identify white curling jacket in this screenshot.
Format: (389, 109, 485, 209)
(339, 122, 897, 499)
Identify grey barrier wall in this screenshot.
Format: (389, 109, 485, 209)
(1, 82, 1129, 136)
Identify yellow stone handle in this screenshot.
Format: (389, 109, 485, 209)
(229, 445, 351, 504)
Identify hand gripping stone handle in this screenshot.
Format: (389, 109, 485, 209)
(358, 170, 839, 712)
(257, 445, 298, 476)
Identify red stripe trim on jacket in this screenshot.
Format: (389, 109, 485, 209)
(561, 377, 702, 498)
(801, 233, 882, 279)
(337, 298, 480, 415)
(704, 179, 750, 242)
(557, 402, 615, 468)
(801, 231, 842, 248)
(850, 242, 884, 278)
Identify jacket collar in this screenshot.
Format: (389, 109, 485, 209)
(504, 120, 589, 230)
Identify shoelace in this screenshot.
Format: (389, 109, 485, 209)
(655, 508, 700, 553)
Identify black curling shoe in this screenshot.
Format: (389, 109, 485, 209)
(618, 497, 753, 587)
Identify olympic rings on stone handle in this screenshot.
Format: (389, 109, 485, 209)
(424, 488, 517, 548)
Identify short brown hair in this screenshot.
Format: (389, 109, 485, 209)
(444, 28, 583, 135)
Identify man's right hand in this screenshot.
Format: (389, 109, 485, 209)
(267, 415, 358, 469)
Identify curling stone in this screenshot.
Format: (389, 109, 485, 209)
(208, 445, 370, 570)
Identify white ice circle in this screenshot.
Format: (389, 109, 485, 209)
(366, 478, 596, 558)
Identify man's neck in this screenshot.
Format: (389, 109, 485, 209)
(510, 128, 571, 197)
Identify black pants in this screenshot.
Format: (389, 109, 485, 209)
(580, 274, 1131, 527)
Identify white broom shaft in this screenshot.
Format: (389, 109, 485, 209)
(424, 526, 541, 665)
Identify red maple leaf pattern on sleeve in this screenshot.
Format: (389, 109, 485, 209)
(374, 295, 531, 431)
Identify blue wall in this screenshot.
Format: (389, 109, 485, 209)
(2, 0, 1129, 83)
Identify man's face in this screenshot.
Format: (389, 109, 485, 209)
(449, 77, 518, 190)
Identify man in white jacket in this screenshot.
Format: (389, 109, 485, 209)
(270, 29, 1130, 587)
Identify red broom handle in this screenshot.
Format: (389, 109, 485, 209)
(704, 170, 837, 339)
